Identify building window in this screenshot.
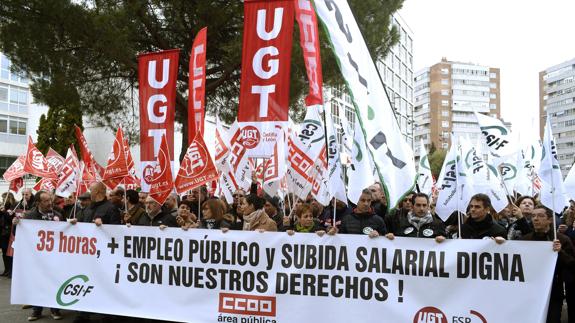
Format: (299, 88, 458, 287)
(490, 103, 497, 110)
(441, 68, 449, 75)
(490, 72, 497, 79)
(441, 89, 449, 96)
(442, 110, 449, 117)
(0, 114, 26, 135)
(441, 79, 449, 85)
(442, 100, 449, 107)
(442, 121, 449, 128)
(490, 82, 497, 89)
(0, 156, 17, 177)
(490, 93, 497, 99)
(0, 85, 7, 102)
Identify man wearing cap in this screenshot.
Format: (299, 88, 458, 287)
(74, 192, 91, 222)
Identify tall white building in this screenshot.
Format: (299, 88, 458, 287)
(539, 57, 575, 175)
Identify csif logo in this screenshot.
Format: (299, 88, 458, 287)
(56, 275, 94, 306)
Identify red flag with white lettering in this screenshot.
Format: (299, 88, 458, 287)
(46, 148, 65, 172)
(148, 135, 174, 205)
(55, 148, 80, 198)
(103, 127, 130, 180)
(3, 156, 25, 182)
(74, 125, 104, 178)
(34, 178, 57, 192)
(9, 177, 23, 193)
(294, 0, 323, 106)
(23, 137, 57, 179)
(138, 49, 179, 192)
(237, 0, 294, 157)
(175, 134, 218, 194)
(188, 27, 207, 145)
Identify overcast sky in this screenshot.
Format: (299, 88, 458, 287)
(399, 0, 575, 142)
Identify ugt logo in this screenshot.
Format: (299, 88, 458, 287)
(413, 306, 448, 323)
(56, 275, 94, 306)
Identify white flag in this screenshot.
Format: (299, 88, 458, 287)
(458, 137, 508, 213)
(55, 148, 80, 198)
(314, 0, 416, 208)
(416, 139, 434, 196)
(347, 114, 375, 204)
(539, 117, 569, 213)
(227, 121, 253, 191)
(564, 162, 575, 201)
(261, 127, 288, 198)
(435, 141, 461, 221)
(474, 112, 518, 157)
(214, 117, 238, 204)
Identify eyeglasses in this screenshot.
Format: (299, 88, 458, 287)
(233, 194, 244, 198)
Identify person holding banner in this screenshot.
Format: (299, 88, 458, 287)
(136, 196, 178, 228)
(237, 194, 277, 232)
(384, 191, 415, 235)
(263, 194, 284, 231)
(80, 182, 121, 225)
(461, 194, 507, 241)
(12, 191, 63, 321)
(330, 189, 388, 238)
(198, 199, 230, 230)
(176, 200, 198, 230)
(520, 205, 575, 323)
(392, 193, 446, 242)
(286, 203, 325, 235)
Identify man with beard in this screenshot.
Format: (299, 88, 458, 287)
(391, 193, 446, 242)
(384, 191, 415, 234)
(134, 196, 178, 227)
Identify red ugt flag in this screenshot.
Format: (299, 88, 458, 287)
(148, 135, 174, 205)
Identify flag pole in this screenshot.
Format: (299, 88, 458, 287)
(72, 163, 83, 220)
(455, 138, 462, 239)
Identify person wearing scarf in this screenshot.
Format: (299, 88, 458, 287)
(240, 194, 277, 232)
(391, 193, 446, 242)
(286, 203, 325, 236)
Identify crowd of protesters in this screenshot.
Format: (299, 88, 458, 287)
(1, 178, 574, 323)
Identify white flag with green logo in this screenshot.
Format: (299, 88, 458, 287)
(539, 117, 569, 213)
(416, 139, 434, 197)
(314, 0, 416, 208)
(348, 114, 375, 204)
(435, 141, 462, 221)
(474, 112, 518, 158)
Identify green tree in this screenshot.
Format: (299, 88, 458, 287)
(0, 0, 403, 159)
(35, 74, 83, 157)
(429, 149, 447, 179)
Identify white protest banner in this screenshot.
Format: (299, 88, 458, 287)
(13, 220, 556, 323)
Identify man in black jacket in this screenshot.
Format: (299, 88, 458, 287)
(80, 182, 121, 225)
(520, 205, 575, 323)
(134, 196, 178, 227)
(330, 189, 387, 238)
(393, 192, 446, 242)
(460, 193, 507, 242)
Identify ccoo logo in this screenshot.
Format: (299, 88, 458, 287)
(413, 306, 448, 323)
(56, 275, 94, 306)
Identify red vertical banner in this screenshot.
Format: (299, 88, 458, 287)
(294, 0, 323, 106)
(188, 27, 207, 145)
(138, 49, 179, 192)
(238, 0, 294, 157)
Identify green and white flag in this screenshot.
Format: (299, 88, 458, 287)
(348, 114, 376, 204)
(417, 139, 433, 197)
(314, 0, 416, 208)
(435, 140, 462, 221)
(458, 137, 508, 213)
(539, 116, 568, 213)
(474, 112, 518, 158)
(563, 161, 575, 201)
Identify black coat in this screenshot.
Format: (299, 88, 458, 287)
(340, 211, 387, 235)
(134, 210, 178, 227)
(81, 199, 121, 224)
(461, 214, 507, 239)
(395, 214, 446, 238)
(520, 231, 575, 300)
